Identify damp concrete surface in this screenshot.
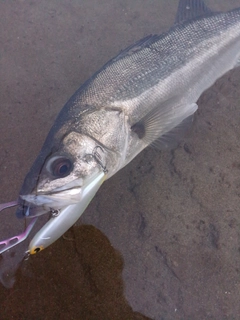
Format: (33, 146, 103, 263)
(0, 0, 240, 319)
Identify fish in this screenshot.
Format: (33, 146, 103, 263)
(6, 0, 240, 253)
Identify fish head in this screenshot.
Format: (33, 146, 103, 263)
(16, 131, 107, 218)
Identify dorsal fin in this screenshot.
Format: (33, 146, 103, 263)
(175, 0, 213, 24)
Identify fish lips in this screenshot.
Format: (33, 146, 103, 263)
(16, 172, 105, 218)
(28, 171, 106, 254)
(16, 189, 83, 218)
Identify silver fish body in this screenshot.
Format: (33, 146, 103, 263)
(14, 0, 240, 251)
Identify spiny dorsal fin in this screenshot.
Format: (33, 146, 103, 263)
(175, 0, 213, 24)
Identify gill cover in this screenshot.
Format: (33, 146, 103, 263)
(29, 171, 105, 254)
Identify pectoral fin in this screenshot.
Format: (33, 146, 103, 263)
(131, 100, 198, 150)
(150, 114, 195, 149)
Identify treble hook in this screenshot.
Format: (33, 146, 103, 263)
(92, 146, 108, 173)
(84, 146, 108, 173)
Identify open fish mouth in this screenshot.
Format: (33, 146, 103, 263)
(19, 186, 84, 218)
(28, 170, 106, 254)
(16, 172, 102, 218)
(0, 171, 106, 255)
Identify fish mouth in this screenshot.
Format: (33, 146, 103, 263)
(16, 172, 104, 218)
(0, 171, 105, 255)
(19, 187, 83, 217)
(28, 170, 106, 254)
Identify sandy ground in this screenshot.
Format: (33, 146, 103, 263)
(1, 0, 240, 319)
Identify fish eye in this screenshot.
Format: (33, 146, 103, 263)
(50, 157, 73, 178)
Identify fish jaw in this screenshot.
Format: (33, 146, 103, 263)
(28, 171, 106, 254)
(19, 181, 84, 217)
(18, 169, 104, 218)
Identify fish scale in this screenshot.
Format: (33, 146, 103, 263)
(1, 0, 240, 256)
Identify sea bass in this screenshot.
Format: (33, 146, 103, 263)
(10, 0, 240, 252)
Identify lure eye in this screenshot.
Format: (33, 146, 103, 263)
(51, 158, 73, 178)
(30, 246, 44, 255)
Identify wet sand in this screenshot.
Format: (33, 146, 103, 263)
(1, 0, 240, 319)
